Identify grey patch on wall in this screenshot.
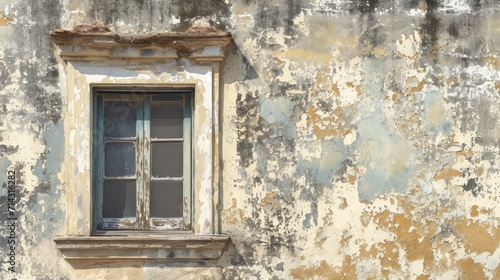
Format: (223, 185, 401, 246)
(244, 194, 297, 267)
(10, 0, 63, 125)
(0, 145, 19, 156)
(358, 0, 378, 14)
(223, 42, 259, 84)
(251, 0, 308, 43)
(89, 0, 231, 32)
(403, 0, 420, 10)
(359, 13, 387, 53)
(236, 91, 260, 168)
(335, 158, 354, 179)
(475, 97, 499, 147)
(451, 90, 499, 148)
(420, 0, 440, 49)
(462, 178, 481, 197)
(217, 240, 247, 267)
(438, 223, 459, 239)
(448, 22, 459, 38)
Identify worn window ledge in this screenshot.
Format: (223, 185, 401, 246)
(54, 234, 230, 261)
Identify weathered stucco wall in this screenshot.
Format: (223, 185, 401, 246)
(0, 0, 499, 279)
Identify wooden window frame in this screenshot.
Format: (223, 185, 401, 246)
(92, 89, 193, 232)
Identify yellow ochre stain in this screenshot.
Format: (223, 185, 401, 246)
(221, 198, 245, 225)
(307, 104, 352, 139)
(290, 257, 356, 280)
(455, 219, 500, 254)
(457, 258, 487, 279)
(434, 164, 462, 181)
(261, 192, 280, 208)
(0, 14, 13, 26)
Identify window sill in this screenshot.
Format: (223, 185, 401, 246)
(53, 234, 230, 261)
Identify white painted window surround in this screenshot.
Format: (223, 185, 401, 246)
(50, 28, 231, 261)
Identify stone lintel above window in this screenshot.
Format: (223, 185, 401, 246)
(50, 24, 232, 62)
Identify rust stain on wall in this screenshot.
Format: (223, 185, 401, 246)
(375, 211, 436, 268)
(0, 14, 13, 26)
(290, 258, 356, 280)
(378, 241, 401, 277)
(455, 220, 500, 254)
(457, 258, 488, 279)
(434, 164, 462, 181)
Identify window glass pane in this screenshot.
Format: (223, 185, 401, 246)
(103, 179, 136, 218)
(104, 101, 137, 138)
(151, 142, 183, 178)
(150, 102, 183, 139)
(151, 94, 183, 102)
(150, 181, 183, 218)
(105, 142, 136, 177)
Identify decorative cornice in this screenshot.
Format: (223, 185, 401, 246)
(50, 26, 232, 62)
(54, 234, 231, 261)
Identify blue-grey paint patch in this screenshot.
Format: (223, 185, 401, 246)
(423, 90, 450, 135)
(32, 122, 65, 192)
(43, 123, 65, 175)
(356, 111, 416, 201)
(303, 213, 312, 228)
(260, 96, 297, 140)
(28, 121, 65, 242)
(297, 138, 348, 186)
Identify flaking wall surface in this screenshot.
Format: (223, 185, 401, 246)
(0, 0, 499, 279)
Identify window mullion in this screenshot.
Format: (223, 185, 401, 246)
(136, 97, 146, 230)
(142, 96, 152, 230)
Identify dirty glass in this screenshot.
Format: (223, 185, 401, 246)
(150, 181, 183, 218)
(103, 179, 136, 218)
(150, 103, 183, 139)
(104, 101, 137, 138)
(105, 142, 136, 177)
(151, 142, 183, 178)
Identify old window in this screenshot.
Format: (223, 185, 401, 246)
(93, 89, 192, 231)
(50, 26, 232, 261)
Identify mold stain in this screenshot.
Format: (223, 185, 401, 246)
(420, 0, 441, 49)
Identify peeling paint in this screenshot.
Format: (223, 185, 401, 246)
(0, 14, 13, 26)
(1, 0, 499, 279)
